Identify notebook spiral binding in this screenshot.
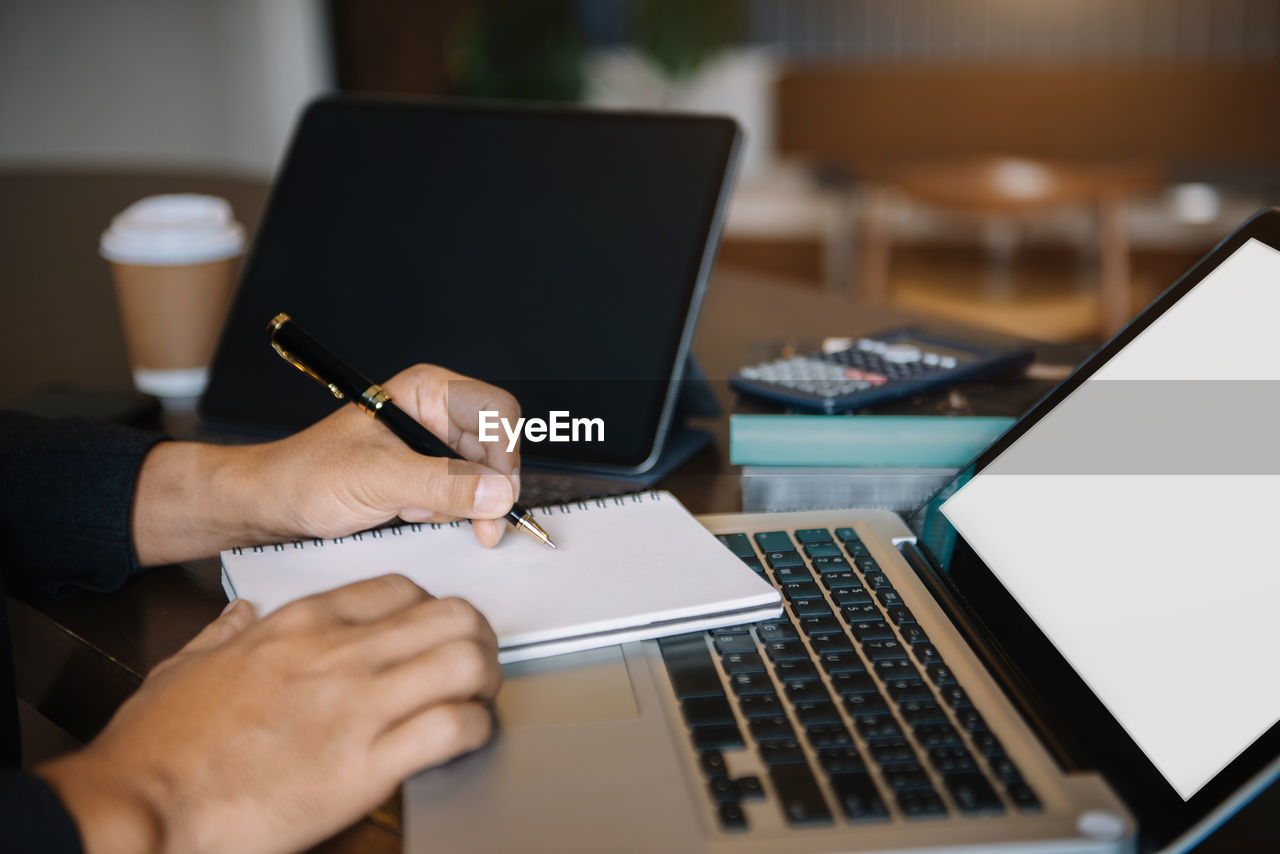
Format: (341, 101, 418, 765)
(229, 490, 664, 555)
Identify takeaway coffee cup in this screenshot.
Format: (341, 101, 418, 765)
(100, 195, 245, 402)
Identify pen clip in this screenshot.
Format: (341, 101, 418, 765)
(268, 313, 346, 400)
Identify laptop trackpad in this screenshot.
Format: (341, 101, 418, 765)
(496, 646, 639, 727)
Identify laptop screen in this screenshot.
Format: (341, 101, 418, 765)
(909, 214, 1280, 845)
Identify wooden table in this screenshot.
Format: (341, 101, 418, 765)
(2, 171, 1273, 852)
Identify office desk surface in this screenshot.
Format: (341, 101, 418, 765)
(2, 171, 1273, 852)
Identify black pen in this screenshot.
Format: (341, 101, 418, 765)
(267, 313, 556, 549)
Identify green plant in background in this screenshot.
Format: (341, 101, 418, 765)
(448, 0, 585, 102)
(632, 0, 745, 80)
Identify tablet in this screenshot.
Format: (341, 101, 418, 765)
(201, 96, 740, 473)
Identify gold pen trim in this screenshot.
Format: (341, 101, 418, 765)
(360, 385, 391, 417)
(515, 512, 556, 549)
(268, 313, 345, 400)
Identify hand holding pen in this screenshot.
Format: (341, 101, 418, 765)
(268, 313, 555, 549)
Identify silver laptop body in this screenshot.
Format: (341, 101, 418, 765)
(407, 209, 1280, 853)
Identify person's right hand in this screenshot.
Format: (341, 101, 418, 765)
(37, 575, 502, 854)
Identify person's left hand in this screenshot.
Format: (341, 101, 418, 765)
(130, 365, 523, 565)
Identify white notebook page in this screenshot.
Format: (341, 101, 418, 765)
(221, 491, 780, 662)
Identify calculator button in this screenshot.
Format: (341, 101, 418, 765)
(881, 344, 921, 364)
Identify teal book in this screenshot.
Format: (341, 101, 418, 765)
(729, 415, 1016, 468)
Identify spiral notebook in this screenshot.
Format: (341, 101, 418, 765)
(220, 491, 782, 663)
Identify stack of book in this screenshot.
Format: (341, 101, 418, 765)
(731, 415, 1015, 514)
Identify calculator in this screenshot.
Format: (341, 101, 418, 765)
(730, 327, 1036, 413)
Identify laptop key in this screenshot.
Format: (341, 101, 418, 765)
(800, 616, 843, 636)
(897, 791, 948, 819)
(713, 633, 757, 655)
(913, 724, 963, 749)
(887, 606, 916, 625)
(729, 673, 777, 696)
(700, 750, 729, 778)
(874, 659, 920, 680)
(956, 708, 990, 734)
(768, 764, 834, 826)
(843, 693, 890, 717)
(939, 686, 973, 708)
(683, 696, 736, 727)
(785, 681, 833, 705)
(926, 663, 957, 686)
(877, 590, 905, 609)
(660, 635, 724, 699)
(830, 672, 879, 696)
(864, 572, 893, 590)
(900, 625, 931, 647)
(709, 776, 740, 803)
(750, 716, 797, 742)
(856, 715, 905, 741)
(738, 694, 784, 719)
(810, 635, 856, 655)
(812, 556, 851, 573)
(1008, 782, 1043, 813)
(754, 531, 795, 552)
(886, 679, 933, 703)
(944, 774, 1005, 815)
(771, 566, 813, 585)
(928, 746, 979, 776)
(803, 542, 844, 559)
(869, 739, 920, 768)
(789, 597, 835, 618)
(756, 620, 799, 642)
(989, 756, 1023, 784)
(819, 652, 866, 674)
(849, 620, 896, 642)
(862, 640, 909, 661)
(900, 701, 949, 727)
(913, 644, 943, 666)
(829, 773, 890, 822)
(721, 652, 767, 674)
(818, 746, 866, 774)
(692, 725, 745, 751)
(972, 731, 1006, 758)
(772, 659, 819, 681)
(738, 775, 765, 800)
(781, 580, 821, 599)
(805, 724, 854, 748)
(718, 802, 748, 831)
(793, 700, 842, 726)
(823, 573, 865, 592)
(763, 639, 809, 662)
(741, 557, 765, 575)
(759, 739, 807, 766)
(794, 528, 834, 544)
(716, 533, 756, 559)
(884, 768, 934, 792)
(765, 551, 805, 569)
(834, 527, 860, 542)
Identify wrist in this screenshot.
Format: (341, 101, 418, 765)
(36, 751, 170, 854)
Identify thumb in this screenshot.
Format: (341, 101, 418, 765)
(182, 598, 258, 655)
(394, 456, 515, 520)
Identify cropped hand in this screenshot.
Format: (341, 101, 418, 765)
(262, 364, 523, 547)
(38, 575, 502, 854)
(130, 364, 523, 565)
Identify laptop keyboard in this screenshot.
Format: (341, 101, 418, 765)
(659, 526, 1041, 832)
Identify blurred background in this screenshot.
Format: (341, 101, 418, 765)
(3, 0, 1279, 344)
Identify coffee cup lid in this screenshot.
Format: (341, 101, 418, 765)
(100, 194, 245, 266)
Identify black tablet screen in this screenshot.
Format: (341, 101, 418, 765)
(202, 98, 737, 469)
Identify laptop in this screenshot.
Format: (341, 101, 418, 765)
(405, 209, 1280, 853)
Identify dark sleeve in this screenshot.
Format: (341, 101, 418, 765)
(0, 412, 167, 598)
(0, 770, 84, 853)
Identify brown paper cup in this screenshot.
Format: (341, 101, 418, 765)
(109, 257, 238, 393)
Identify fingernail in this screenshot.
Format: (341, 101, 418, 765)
(221, 599, 239, 616)
(510, 469, 521, 501)
(473, 475, 513, 517)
